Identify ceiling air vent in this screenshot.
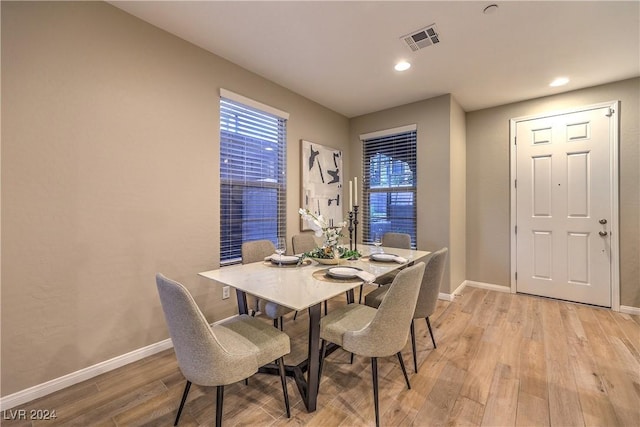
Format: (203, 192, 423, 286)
(401, 24, 440, 52)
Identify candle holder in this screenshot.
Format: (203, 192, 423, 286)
(348, 211, 354, 251)
(352, 205, 359, 253)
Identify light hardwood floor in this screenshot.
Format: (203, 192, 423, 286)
(3, 286, 639, 426)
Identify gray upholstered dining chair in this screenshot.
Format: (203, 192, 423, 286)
(291, 233, 329, 319)
(382, 232, 412, 249)
(242, 239, 294, 330)
(374, 232, 412, 287)
(291, 233, 317, 254)
(365, 247, 448, 373)
(318, 262, 426, 427)
(155, 274, 291, 427)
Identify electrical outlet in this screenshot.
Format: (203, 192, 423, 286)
(222, 286, 230, 300)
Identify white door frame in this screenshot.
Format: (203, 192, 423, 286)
(509, 101, 620, 310)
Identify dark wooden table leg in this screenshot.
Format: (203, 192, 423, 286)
(346, 288, 355, 304)
(305, 302, 321, 411)
(236, 289, 248, 315)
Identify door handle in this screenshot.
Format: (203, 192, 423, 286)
(599, 219, 608, 225)
(599, 231, 608, 237)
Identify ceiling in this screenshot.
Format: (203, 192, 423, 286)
(110, 1, 639, 118)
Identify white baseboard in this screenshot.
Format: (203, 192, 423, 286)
(463, 280, 511, 293)
(438, 292, 454, 302)
(452, 281, 467, 297)
(436, 280, 470, 302)
(620, 305, 640, 316)
(0, 315, 237, 411)
(0, 338, 173, 411)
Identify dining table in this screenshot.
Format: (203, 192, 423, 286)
(198, 244, 430, 412)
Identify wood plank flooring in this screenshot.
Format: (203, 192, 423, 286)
(3, 286, 639, 426)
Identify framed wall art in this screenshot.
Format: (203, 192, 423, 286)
(301, 140, 343, 230)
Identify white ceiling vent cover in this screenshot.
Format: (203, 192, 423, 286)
(401, 24, 440, 52)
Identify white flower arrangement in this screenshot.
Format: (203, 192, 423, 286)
(299, 208, 354, 259)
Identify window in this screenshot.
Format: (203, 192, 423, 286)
(361, 125, 417, 248)
(220, 90, 288, 264)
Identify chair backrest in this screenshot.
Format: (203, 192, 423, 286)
(291, 233, 317, 254)
(241, 240, 276, 264)
(414, 247, 448, 319)
(344, 262, 425, 358)
(382, 232, 411, 249)
(155, 274, 257, 385)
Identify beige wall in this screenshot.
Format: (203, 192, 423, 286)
(349, 94, 465, 294)
(466, 78, 640, 308)
(1, 1, 349, 396)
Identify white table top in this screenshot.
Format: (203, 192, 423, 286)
(199, 245, 430, 311)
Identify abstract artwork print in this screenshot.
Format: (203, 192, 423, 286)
(301, 140, 343, 230)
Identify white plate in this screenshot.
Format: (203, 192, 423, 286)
(270, 254, 300, 265)
(327, 267, 362, 279)
(370, 253, 398, 262)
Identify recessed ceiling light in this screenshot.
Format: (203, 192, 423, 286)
(394, 61, 411, 71)
(483, 4, 499, 14)
(550, 77, 570, 87)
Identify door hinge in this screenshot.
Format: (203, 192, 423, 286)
(514, 179, 517, 189)
(515, 225, 517, 234)
(514, 136, 517, 145)
(606, 108, 614, 117)
(515, 272, 518, 280)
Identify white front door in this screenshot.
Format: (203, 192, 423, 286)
(514, 104, 616, 307)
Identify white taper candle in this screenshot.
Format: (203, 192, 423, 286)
(354, 176, 358, 205)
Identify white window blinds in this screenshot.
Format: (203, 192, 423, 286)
(361, 127, 417, 248)
(220, 92, 287, 264)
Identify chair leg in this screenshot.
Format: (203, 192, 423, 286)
(273, 317, 285, 331)
(358, 284, 363, 304)
(277, 356, 291, 418)
(371, 357, 380, 427)
(215, 385, 224, 427)
(174, 380, 191, 426)
(319, 339, 327, 382)
(426, 316, 436, 349)
(294, 310, 299, 320)
(396, 352, 411, 390)
(410, 319, 418, 373)
(324, 300, 328, 315)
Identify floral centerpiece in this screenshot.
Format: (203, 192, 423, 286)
(299, 208, 360, 263)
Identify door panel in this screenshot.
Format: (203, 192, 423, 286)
(516, 107, 612, 307)
(532, 231, 552, 279)
(567, 152, 589, 216)
(532, 155, 552, 216)
(567, 232, 589, 283)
